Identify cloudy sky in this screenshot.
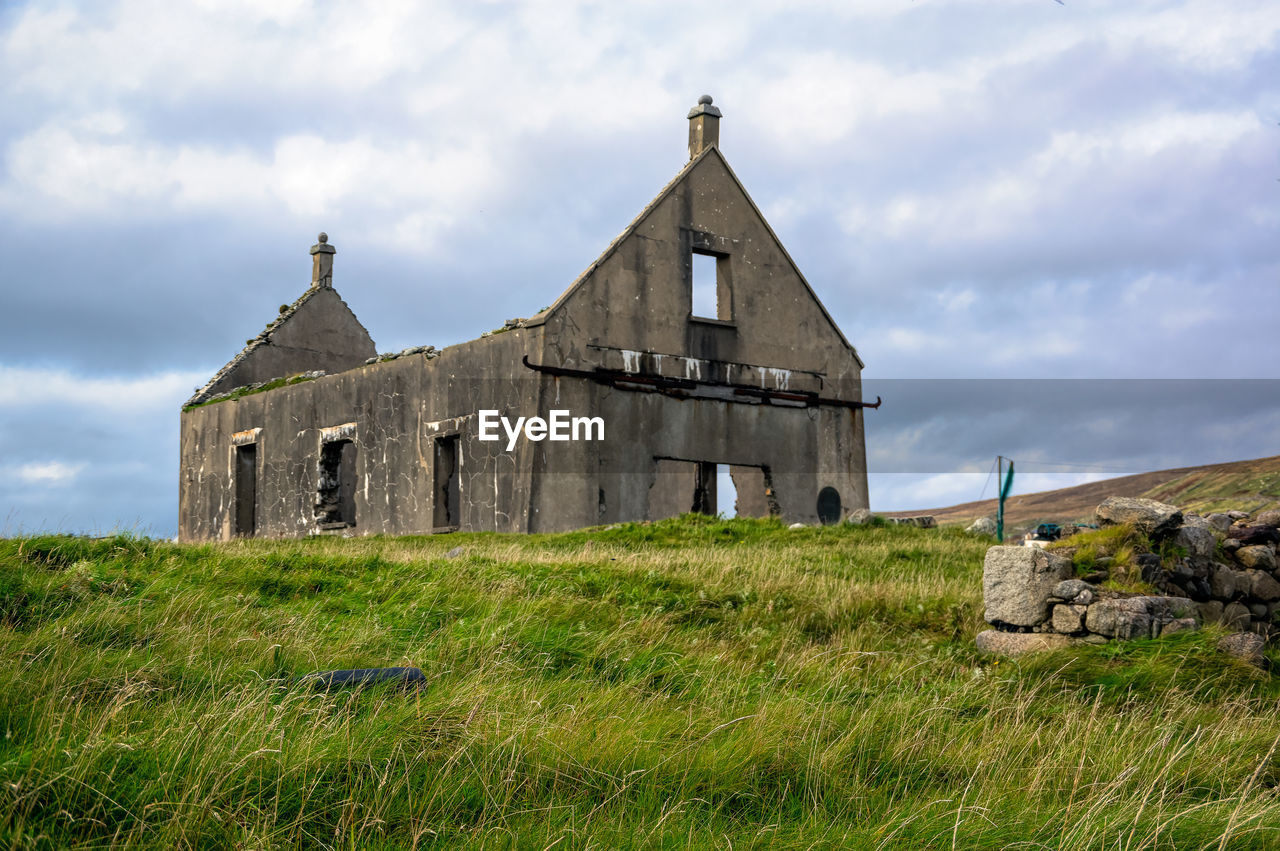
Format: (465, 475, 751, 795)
(1, 0, 1277, 535)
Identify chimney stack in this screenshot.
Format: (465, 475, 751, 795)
(687, 95, 721, 159)
(310, 232, 335, 288)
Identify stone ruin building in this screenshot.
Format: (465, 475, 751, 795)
(179, 97, 876, 541)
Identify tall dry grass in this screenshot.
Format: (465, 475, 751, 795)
(1, 518, 1278, 848)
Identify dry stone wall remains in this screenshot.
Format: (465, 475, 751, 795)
(975, 497, 1280, 664)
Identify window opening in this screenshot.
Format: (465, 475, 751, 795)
(691, 250, 718, 319)
(817, 486, 842, 525)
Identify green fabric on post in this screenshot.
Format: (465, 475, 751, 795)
(996, 461, 1015, 542)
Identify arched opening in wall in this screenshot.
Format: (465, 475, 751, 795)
(817, 487, 842, 525)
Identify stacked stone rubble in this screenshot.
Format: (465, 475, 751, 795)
(976, 498, 1280, 656)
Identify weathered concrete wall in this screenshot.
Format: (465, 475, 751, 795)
(527, 145, 868, 521)
(180, 328, 544, 541)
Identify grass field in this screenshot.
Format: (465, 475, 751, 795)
(2, 518, 1279, 848)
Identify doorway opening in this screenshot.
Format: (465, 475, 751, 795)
(316, 439, 357, 529)
(233, 442, 257, 537)
(433, 435, 460, 529)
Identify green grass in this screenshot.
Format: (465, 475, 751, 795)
(182, 372, 321, 412)
(2, 517, 1279, 848)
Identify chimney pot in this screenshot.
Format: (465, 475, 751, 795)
(687, 95, 722, 159)
(310, 231, 336, 288)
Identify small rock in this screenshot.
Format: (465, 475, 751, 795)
(966, 516, 998, 536)
(1248, 603, 1269, 619)
(1198, 600, 1224, 624)
(1086, 598, 1152, 639)
(1225, 510, 1249, 521)
(1095, 497, 1183, 538)
(1246, 569, 1280, 601)
(1235, 545, 1277, 571)
(1217, 632, 1266, 668)
(1051, 604, 1087, 634)
(1206, 513, 1233, 533)
(1077, 633, 1109, 645)
(444, 546, 464, 559)
(846, 508, 873, 525)
(1223, 602, 1252, 630)
(1210, 564, 1239, 599)
(1052, 579, 1093, 601)
(1161, 618, 1198, 636)
(789, 522, 806, 530)
(975, 630, 1071, 656)
(1254, 509, 1280, 528)
(1145, 596, 1197, 623)
(1173, 519, 1217, 559)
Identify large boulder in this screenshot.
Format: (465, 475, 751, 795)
(982, 546, 1073, 627)
(1095, 497, 1183, 538)
(975, 630, 1071, 656)
(966, 516, 998, 536)
(845, 508, 873, 525)
(1051, 604, 1087, 634)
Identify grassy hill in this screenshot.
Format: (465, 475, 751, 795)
(892, 454, 1280, 529)
(2, 519, 1280, 848)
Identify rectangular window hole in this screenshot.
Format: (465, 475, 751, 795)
(691, 250, 719, 319)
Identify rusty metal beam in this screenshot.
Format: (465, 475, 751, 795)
(521, 355, 881, 410)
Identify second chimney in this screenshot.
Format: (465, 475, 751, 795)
(310, 232, 336, 288)
(687, 95, 721, 159)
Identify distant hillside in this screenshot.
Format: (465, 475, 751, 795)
(888, 454, 1280, 528)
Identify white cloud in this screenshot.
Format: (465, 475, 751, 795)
(0, 365, 210, 412)
(12, 461, 86, 484)
(1, 125, 498, 249)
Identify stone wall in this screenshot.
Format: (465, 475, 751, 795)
(976, 498, 1280, 663)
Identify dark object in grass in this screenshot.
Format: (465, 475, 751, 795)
(298, 666, 426, 691)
